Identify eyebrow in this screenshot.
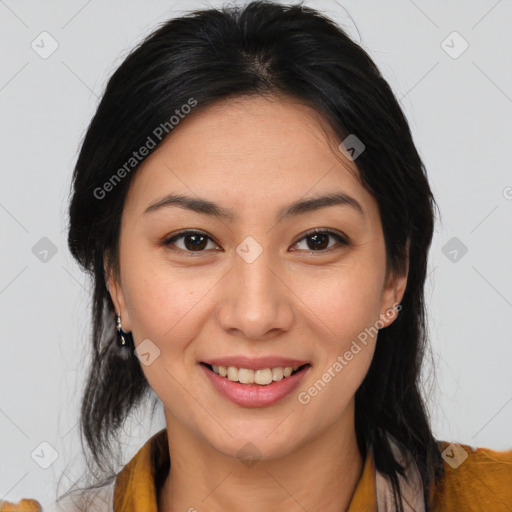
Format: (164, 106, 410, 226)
(143, 191, 365, 221)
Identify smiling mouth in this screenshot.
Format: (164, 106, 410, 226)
(201, 362, 311, 386)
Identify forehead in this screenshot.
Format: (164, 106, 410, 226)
(123, 95, 378, 224)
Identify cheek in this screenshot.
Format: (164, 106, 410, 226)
(293, 261, 385, 342)
(120, 260, 210, 401)
(291, 263, 382, 397)
(120, 247, 210, 344)
(296, 295, 378, 422)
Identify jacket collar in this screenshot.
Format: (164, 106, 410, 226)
(113, 428, 423, 512)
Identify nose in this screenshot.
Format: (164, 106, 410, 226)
(215, 244, 294, 341)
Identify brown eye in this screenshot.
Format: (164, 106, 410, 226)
(292, 229, 348, 252)
(163, 230, 219, 252)
(162, 228, 348, 254)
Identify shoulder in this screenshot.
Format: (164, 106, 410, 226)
(431, 440, 512, 511)
(0, 483, 115, 512)
(0, 499, 42, 512)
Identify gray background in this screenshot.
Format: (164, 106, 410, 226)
(1, 0, 511, 508)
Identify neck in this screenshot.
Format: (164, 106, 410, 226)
(158, 407, 364, 512)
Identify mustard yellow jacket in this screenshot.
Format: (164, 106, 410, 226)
(3, 428, 511, 511)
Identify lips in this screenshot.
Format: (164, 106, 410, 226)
(200, 361, 311, 407)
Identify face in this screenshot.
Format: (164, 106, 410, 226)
(107, 95, 407, 462)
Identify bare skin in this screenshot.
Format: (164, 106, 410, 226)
(107, 94, 408, 511)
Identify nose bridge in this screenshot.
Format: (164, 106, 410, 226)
(235, 234, 277, 304)
(216, 234, 292, 338)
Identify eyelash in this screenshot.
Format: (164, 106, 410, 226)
(162, 228, 348, 255)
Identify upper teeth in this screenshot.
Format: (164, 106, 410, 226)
(211, 365, 301, 385)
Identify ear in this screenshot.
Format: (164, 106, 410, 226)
(377, 241, 409, 329)
(104, 258, 132, 332)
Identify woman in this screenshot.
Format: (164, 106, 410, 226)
(5, 1, 509, 511)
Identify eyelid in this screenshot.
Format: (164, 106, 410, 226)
(162, 229, 220, 251)
(293, 227, 348, 247)
(289, 229, 348, 255)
